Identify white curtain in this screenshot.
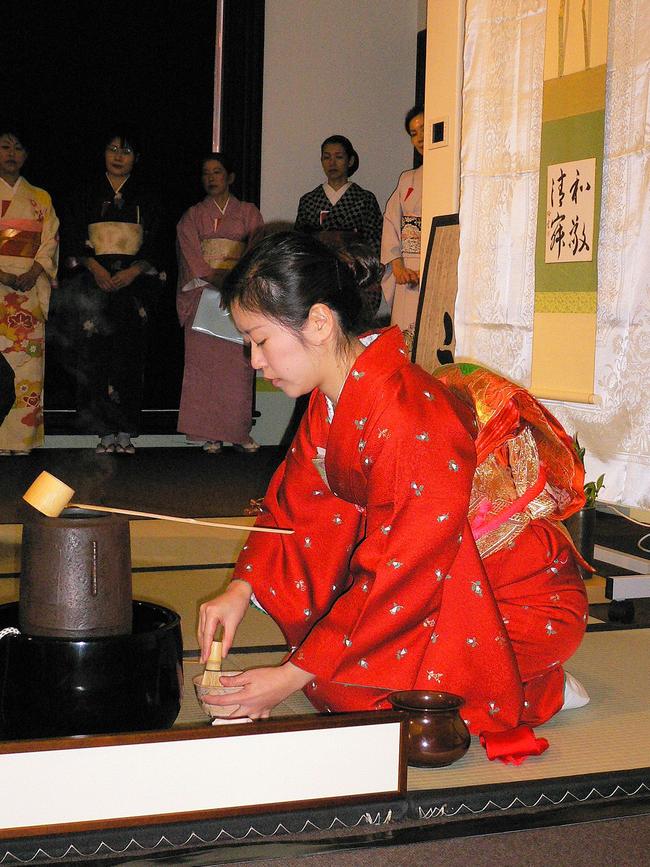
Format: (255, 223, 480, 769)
(456, 0, 650, 509)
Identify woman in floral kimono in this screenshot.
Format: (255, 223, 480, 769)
(0, 125, 59, 455)
(197, 232, 589, 758)
(176, 153, 264, 454)
(64, 127, 162, 454)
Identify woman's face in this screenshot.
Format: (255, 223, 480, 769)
(408, 113, 425, 156)
(320, 143, 353, 186)
(0, 134, 27, 181)
(202, 159, 234, 198)
(104, 137, 136, 177)
(231, 303, 323, 398)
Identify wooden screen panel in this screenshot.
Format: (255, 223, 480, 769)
(412, 214, 460, 372)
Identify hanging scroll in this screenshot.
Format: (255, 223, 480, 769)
(531, 0, 609, 403)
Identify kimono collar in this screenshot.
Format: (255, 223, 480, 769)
(204, 193, 239, 210)
(211, 196, 230, 216)
(324, 326, 411, 502)
(324, 332, 380, 423)
(0, 175, 22, 195)
(322, 181, 351, 207)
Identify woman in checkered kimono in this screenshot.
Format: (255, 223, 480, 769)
(294, 135, 383, 257)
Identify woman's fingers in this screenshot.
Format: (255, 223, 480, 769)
(197, 586, 250, 662)
(197, 609, 218, 662)
(222, 622, 236, 657)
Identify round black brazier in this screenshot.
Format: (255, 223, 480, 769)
(0, 601, 183, 739)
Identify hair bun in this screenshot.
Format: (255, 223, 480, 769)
(336, 243, 384, 293)
(335, 243, 384, 328)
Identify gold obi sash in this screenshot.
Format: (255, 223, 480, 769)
(88, 222, 143, 256)
(469, 428, 558, 558)
(201, 238, 245, 271)
(0, 218, 42, 259)
(401, 215, 421, 256)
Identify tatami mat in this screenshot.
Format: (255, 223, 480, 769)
(585, 574, 610, 605)
(1, 516, 642, 780)
(2, 507, 647, 795)
(0, 520, 624, 646)
(406, 628, 650, 790)
(175, 629, 650, 795)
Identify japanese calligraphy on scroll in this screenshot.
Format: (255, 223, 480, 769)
(531, 0, 609, 404)
(545, 158, 595, 264)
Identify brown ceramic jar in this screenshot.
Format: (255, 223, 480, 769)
(389, 690, 471, 767)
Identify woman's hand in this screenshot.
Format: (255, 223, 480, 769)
(205, 268, 226, 288)
(86, 259, 116, 292)
(111, 263, 143, 290)
(13, 264, 43, 292)
(203, 662, 314, 720)
(391, 257, 419, 285)
(198, 579, 252, 662)
(0, 270, 17, 289)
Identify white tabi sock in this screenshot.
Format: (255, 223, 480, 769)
(561, 671, 590, 710)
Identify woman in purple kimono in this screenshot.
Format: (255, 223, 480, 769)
(176, 154, 264, 453)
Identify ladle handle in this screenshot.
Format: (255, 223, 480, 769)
(68, 502, 293, 535)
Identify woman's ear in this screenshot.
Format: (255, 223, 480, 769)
(305, 303, 335, 344)
(228, 172, 236, 186)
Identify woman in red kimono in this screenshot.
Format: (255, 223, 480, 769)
(198, 232, 589, 745)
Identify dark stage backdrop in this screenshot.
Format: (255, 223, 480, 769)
(4, 0, 264, 433)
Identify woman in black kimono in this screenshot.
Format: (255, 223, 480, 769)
(294, 135, 383, 257)
(64, 128, 163, 453)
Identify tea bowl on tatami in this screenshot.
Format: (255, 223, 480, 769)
(193, 671, 251, 723)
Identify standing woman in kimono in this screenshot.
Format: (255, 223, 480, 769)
(295, 136, 383, 258)
(64, 128, 162, 454)
(176, 153, 264, 454)
(0, 125, 59, 455)
(381, 105, 425, 347)
(196, 232, 590, 758)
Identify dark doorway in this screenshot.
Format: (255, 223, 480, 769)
(5, 1, 261, 433)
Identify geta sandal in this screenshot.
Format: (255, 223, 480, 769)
(203, 440, 223, 454)
(233, 439, 260, 454)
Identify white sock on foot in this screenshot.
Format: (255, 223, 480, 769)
(562, 671, 590, 710)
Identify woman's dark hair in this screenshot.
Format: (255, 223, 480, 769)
(222, 231, 382, 336)
(404, 104, 424, 134)
(320, 135, 359, 177)
(102, 125, 141, 158)
(0, 123, 28, 151)
(201, 152, 235, 176)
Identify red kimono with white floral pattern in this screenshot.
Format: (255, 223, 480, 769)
(232, 327, 587, 734)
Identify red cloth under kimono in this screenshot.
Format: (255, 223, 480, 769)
(232, 327, 587, 734)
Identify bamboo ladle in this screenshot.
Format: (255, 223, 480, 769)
(22, 471, 293, 535)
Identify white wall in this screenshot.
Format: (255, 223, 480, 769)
(260, 0, 421, 226)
